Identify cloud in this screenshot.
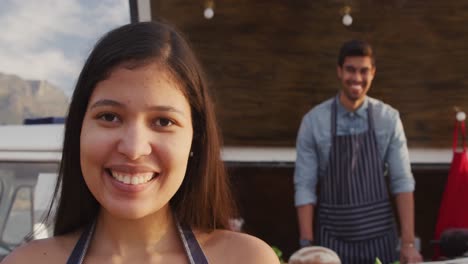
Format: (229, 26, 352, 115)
(0, 0, 130, 95)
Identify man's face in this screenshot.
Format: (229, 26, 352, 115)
(337, 56, 375, 102)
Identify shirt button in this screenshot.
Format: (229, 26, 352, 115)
(350, 112, 354, 117)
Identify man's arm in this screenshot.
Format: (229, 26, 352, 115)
(294, 114, 320, 246)
(395, 192, 416, 246)
(396, 192, 422, 262)
(297, 204, 314, 241)
(385, 112, 422, 262)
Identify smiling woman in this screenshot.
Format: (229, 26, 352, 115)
(80, 63, 194, 222)
(2, 20, 279, 264)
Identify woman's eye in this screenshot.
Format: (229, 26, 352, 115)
(98, 113, 119, 122)
(155, 118, 174, 127)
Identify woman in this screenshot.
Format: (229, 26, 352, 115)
(3, 21, 279, 264)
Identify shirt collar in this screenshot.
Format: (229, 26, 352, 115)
(336, 95, 368, 118)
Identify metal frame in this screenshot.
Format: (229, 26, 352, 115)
(129, 0, 152, 22)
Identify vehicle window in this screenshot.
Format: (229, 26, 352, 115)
(33, 173, 59, 239)
(2, 187, 32, 244)
(0, 162, 59, 250)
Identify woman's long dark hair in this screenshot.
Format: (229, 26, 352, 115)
(47, 20, 235, 236)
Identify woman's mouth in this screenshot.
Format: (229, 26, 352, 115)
(106, 169, 157, 185)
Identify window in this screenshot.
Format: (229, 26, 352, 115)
(3, 187, 33, 245)
(0, 162, 59, 256)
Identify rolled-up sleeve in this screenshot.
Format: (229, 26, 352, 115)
(387, 113, 415, 194)
(294, 115, 319, 206)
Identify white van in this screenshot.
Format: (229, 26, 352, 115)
(0, 124, 63, 259)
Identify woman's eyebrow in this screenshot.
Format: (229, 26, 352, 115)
(89, 99, 123, 109)
(89, 99, 186, 116)
(147, 105, 186, 116)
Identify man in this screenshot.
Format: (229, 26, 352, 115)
(294, 40, 423, 264)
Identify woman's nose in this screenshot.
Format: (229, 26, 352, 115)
(117, 124, 152, 160)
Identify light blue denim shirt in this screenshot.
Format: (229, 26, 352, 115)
(294, 95, 415, 206)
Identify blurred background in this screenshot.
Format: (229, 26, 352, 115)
(1, 0, 468, 260)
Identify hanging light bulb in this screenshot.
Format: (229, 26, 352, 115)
(204, 0, 215, 19)
(342, 13, 353, 26)
(204, 8, 214, 19)
(341, 5, 353, 26)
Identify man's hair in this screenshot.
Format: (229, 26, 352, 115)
(47, 20, 236, 236)
(337, 39, 375, 67)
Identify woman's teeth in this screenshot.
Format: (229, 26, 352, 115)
(110, 171, 155, 185)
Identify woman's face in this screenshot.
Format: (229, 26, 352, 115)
(80, 62, 193, 219)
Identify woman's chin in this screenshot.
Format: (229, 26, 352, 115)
(102, 203, 166, 220)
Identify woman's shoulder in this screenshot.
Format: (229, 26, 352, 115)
(197, 229, 280, 264)
(2, 232, 79, 264)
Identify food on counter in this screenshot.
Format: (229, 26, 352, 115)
(288, 246, 341, 264)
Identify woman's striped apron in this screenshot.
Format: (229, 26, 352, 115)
(315, 98, 399, 264)
(66, 219, 209, 264)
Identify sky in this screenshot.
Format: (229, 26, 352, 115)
(0, 0, 130, 96)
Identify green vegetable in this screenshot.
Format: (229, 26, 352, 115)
(271, 246, 285, 263)
(375, 258, 400, 264)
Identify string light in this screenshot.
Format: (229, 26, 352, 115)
(342, 13, 353, 26)
(204, 0, 214, 19)
(341, 5, 353, 26)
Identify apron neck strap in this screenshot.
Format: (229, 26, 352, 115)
(332, 97, 338, 136)
(367, 102, 374, 130)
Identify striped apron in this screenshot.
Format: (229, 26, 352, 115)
(315, 98, 398, 264)
(66, 219, 209, 264)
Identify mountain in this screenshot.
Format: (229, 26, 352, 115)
(0, 72, 69, 125)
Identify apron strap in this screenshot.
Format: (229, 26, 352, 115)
(453, 120, 466, 152)
(331, 97, 338, 136)
(367, 101, 374, 130)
